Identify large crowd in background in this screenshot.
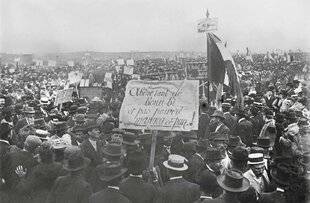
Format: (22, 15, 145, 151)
(0, 51, 309, 203)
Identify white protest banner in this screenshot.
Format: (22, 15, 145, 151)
(68, 71, 83, 84)
(119, 80, 199, 131)
(54, 88, 74, 105)
(115, 66, 121, 72)
(117, 59, 125, 65)
(123, 66, 134, 75)
(48, 60, 56, 67)
(126, 59, 134, 66)
(106, 81, 113, 89)
(67, 61, 74, 67)
(104, 72, 113, 82)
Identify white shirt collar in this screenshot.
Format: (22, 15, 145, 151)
(169, 176, 182, 180)
(195, 153, 204, 160)
(108, 186, 119, 190)
(238, 118, 246, 123)
(88, 139, 97, 151)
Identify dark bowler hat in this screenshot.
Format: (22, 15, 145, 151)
(250, 146, 264, 154)
(205, 147, 225, 161)
(197, 139, 211, 149)
(229, 146, 249, 161)
(228, 136, 245, 148)
(76, 106, 88, 114)
(254, 137, 271, 149)
(96, 161, 127, 182)
(217, 169, 250, 192)
(63, 147, 90, 171)
(103, 143, 124, 157)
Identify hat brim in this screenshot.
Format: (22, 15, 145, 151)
(63, 157, 90, 172)
(253, 143, 271, 148)
(122, 140, 140, 146)
(163, 161, 188, 171)
(247, 160, 265, 165)
(99, 168, 128, 182)
(217, 174, 250, 192)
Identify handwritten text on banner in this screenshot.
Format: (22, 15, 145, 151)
(119, 80, 199, 131)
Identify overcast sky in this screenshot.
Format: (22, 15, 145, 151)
(1, 0, 309, 54)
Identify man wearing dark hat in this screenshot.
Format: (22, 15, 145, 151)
(229, 146, 249, 173)
(207, 169, 250, 203)
(209, 110, 230, 135)
(204, 147, 226, 176)
(234, 109, 254, 146)
(222, 103, 237, 134)
(194, 169, 222, 202)
(120, 150, 158, 203)
(46, 146, 92, 203)
(1, 135, 42, 202)
(80, 120, 105, 192)
(186, 139, 210, 183)
(159, 154, 200, 203)
(198, 97, 210, 139)
(89, 161, 130, 203)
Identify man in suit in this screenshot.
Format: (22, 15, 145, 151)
(198, 98, 210, 139)
(234, 110, 254, 147)
(46, 146, 92, 203)
(89, 161, 130, 203)
(120, 150, 158, 203)
(1, 135, 41, 202)
(201, 169, 250, 203)
(244, 153, 273, 195)
(80, 121, 105, 192)
(186, 139, 210, 183)
(222, 103, 237, 134)
(159, 154, 200, 203)
(209, 110, 230, 136)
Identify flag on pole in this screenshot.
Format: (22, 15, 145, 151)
(207, 33, 244, 108)
(197, 18, 218, 33)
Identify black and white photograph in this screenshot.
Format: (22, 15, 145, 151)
(0, 0, 309, 202)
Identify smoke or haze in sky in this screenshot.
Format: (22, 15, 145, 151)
(1, 0, 309, 53)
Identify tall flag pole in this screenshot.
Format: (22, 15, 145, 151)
(197, 11, 243, 109)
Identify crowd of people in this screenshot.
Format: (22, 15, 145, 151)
(0, 51, 309, 203)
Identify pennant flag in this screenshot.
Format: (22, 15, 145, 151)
(197, 18, 218, 33)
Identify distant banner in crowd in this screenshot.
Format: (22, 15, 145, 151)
(54, 88, 74, 105)
(79, 87, 103, 100)
(104, 72, 113, 82)
(119, 80, 199, 131)
(48, 60, 56, 67)
(68, 71, 83, 84)
(123, 66, 134, 75)
(126, 59, 134, 66)
(117, 59, 125, 65)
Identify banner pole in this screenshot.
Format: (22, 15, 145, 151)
(149, 130, 157, 170)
